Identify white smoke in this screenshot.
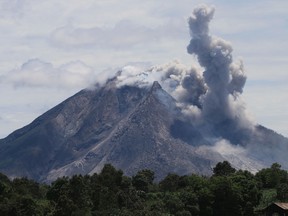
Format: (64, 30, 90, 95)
(201, 139, 264, 173)
(115, 60, 206, 120)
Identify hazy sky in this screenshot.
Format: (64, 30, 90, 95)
(0, 0, 287, 138)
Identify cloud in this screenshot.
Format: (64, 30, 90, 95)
(0, 0, 27, 19)
(49, 19, 187, 50)
(211, 139, 264, 172)
(110, 4, 255, 141)
(114, 60, 206, 121)
(212, 139, 245, 155)
(1, 59, 98, 89)
(186, 5, 252, 130)
(115, 61, 206, 107)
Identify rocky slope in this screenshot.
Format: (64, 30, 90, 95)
(0, 80, 288, 182)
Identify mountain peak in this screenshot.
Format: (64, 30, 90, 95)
(1, 77, 288, 182)
(151, 81, 162, 91)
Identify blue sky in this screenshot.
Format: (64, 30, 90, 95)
(0, 0, 287, 138)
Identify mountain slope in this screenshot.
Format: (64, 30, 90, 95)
(0, 80, 148, 180)
(1, 80, 288, 182)
(45, 81, 213, 182)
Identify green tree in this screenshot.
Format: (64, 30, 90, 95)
(15, 195, 38, 216)
(68, 175, 92, 213)
(53, 194, 76, 216)
(211, 176, 242, 216)
(229, 170, 261, 216)
(46, 176, 69, 202)
(164, 192, 185, 215)
(132, 169, 154, 193)
(159, 173, 180, 192)
(0, 172, 11, 197)
(197, 187, 214, 216)
(277, 183, 288, 201)
(94, 164, 124, 213)
(12, 177, 43, 199)
(179, 191, 199, 215)
(256, 163, 288, 188)
(213, 161, 236, 177)
(98, 164, 123, 191)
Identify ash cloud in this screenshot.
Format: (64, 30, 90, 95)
(159, 62, 206, 109)
(114, 5, 253, 132)
(115, 61, 206, 119)
(187, 5, 251, 129)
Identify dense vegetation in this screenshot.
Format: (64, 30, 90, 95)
(0, 161, 288, 216)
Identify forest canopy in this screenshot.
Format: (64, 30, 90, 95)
(0, 161, 288, 216)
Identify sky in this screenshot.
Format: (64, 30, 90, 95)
(0, 0, 287, 138)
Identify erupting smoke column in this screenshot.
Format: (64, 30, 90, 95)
(187, 5, 247, 125)
(115, 5, 252, 130)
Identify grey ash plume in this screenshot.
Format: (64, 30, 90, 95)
(187, 5, 248, 127)
(114, 5, 252, 131)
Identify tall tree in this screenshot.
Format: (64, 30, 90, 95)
(213, 161, 236, 177)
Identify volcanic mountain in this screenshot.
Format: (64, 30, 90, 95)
(0, 79, 287, 182)
(0, 80, 211, 181)
(1, 5, 288, 182)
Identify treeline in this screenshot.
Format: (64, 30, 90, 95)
(0, 161, 288, 216)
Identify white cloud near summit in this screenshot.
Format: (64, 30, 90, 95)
(2, 59, 96, 89)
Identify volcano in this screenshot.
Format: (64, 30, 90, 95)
(0, 80, 213, 181)
(0, 5, 288, 182)
(0, 79, 287, 182)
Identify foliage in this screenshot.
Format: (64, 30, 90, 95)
(212, 160, 236, 176)
(255, 163, 288, 188)
(0, 161, 287, 215)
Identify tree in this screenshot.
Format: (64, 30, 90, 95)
(0, 172, 11, 197)
(164, 192, 185, 215)
(132, 169, 154, 193)
(229, 170, 261, 216)
(277, 183, 288, 201)
(179, 191, 199, 215)
(211, 176, 243, 216)
(94, 164, 124, 212)
(98, 164, 123, 191)
(12, 177, 43, 199)
(197, 187, 214, 216)
(53, 194, 76, 216)
(213, 161, 236, 176)
(68, 175, 92, 211)
(159, 173, 180, 192)
(15, 195, 38, 216)
(256, 163, 288, 188)
(46, 176, 69, 202)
